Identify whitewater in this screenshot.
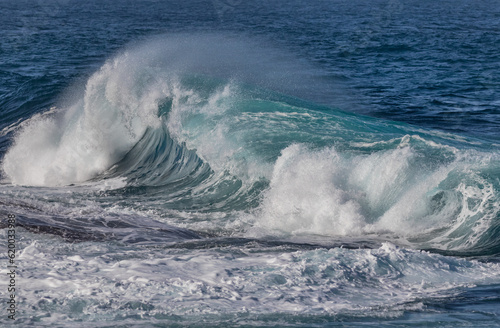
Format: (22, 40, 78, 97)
(1, 1, 500, 327)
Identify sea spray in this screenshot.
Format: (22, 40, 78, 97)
(3, 54, 165, 186)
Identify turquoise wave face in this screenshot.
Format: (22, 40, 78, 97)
(1, 36, 500, 257)
(147, 81, 500, 255)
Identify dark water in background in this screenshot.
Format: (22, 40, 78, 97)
(1, 0, 500, 326)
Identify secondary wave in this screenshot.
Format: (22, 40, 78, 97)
(250, 138, 500, 255)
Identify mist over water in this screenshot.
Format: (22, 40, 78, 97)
(2, 34, 341, 186)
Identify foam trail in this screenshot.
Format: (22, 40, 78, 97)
(14, 237, 500, 322)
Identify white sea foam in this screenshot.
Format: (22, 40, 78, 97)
(251, 140, 499, 250)
(2, 54, 166, 186)
(10, 231, 500, 325)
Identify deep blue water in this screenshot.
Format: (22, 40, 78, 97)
(1, 0, 499, 327)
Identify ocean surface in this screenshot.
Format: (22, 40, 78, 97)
(1, 0, 500, 326)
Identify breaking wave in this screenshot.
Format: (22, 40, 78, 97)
(2, 35, 499, 255)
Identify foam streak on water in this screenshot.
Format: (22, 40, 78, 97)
(8, 232, 500, 326)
